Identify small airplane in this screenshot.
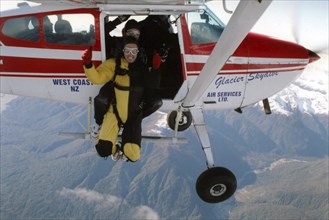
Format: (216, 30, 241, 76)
(0, 0, 321, 203)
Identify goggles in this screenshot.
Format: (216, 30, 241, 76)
(123, 48, 139, 55)
(125, 29, 140, 39)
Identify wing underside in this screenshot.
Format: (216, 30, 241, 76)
(72, 0, 205, 5)
(29, 0, 207, 6)
(26, 0, 208, 14)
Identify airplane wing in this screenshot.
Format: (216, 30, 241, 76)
(67, 0, 204, 5)
(182, 0, 273, 107)
(27, 0, 207, 14)
(28, 0, 206, 6)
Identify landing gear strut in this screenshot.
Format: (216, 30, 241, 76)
(168, 107, 237, 203)
(191, 108, 237, 203)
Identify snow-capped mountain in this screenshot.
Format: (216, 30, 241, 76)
(1, 59, 328, 219)
(269, 58, 328, 116)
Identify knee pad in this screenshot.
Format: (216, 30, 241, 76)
(95, 140, 113, 158)
(122, 143, 140, 162)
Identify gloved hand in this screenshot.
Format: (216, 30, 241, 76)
(152, 53, 162, 70)
(81, 47, 92, 67)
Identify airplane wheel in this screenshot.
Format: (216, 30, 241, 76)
(196, 167, 237, 203)
(167, 110, 192, 131)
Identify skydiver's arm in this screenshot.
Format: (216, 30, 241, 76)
(84, 59, 116, 84)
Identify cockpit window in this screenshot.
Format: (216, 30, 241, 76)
(2, 16, 40, 42)
(186, 10, 224, 44)
(43, 14, 95, 45)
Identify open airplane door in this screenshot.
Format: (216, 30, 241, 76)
(174, 0, 273, 203)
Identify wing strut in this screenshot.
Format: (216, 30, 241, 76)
(182, 0, 273, 108)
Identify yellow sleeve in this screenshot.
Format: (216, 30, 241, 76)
(83, 59, 116, 84)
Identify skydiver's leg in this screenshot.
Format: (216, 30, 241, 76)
(95, 110, 119, 158)
(92, 82, 115, 138)
(121, 112, 143, 162)
(94, 94, 108, 125)
(94, 81, 114, 125)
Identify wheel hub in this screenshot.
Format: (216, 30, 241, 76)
(179, 115, 187, 125)
(210, 183, 227, 197)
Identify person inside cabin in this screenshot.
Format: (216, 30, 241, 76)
(138, 15, 173, 68)
(91, 19, 163, 139)
(82, 36, 148, 162)
(138, 15, 174, 111)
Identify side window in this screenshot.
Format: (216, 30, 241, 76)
(44, 14, 95, 45)
(2, 16, 40, 42)
(186, 10, 224, 44)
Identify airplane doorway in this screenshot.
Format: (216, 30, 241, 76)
(103, 14, 184, 100)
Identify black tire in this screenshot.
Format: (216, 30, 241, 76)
(167, 110, 192, 131)
(196, 167, 237, 203)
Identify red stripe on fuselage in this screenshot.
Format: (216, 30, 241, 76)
(0, 73, 86, 78)
(0, 56, 102, 73)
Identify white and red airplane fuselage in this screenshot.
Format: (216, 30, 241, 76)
(0, 1, 319, 112)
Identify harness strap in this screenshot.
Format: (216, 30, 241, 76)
(114, 83, 130, 91)
(112, 97, 123, 127)
(111, 57, 129, 127)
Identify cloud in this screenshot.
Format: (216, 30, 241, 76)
(133, 206, 160, 220)
(57, 188, 160, 219)
(58, 187, 122, 209)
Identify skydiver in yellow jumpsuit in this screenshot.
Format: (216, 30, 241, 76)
(82, 37, 147, 162)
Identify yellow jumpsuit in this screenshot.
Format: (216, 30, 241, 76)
(84, 58, 141, 161)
